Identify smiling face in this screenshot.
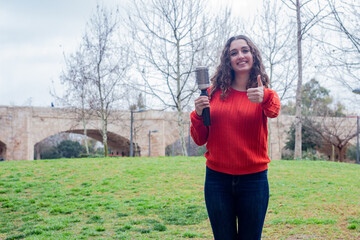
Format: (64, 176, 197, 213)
(229, 39, 253, 75)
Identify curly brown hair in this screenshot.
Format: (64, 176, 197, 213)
(209, 35, 269, 99)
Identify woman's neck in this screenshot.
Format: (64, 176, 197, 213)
(231, 73, 249, 91)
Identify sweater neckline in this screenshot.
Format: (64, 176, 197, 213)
(230, 87, 247, 93)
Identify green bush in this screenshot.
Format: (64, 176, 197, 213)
(285, 122, 322, 152)
(57, 140, 85, 158)
(346, 144, 358, 161)
(302, 149, 327, 161)
(39, 140, 86, 159)
(281, 149, 327, 161)
(281, 148, 294, 160)
(40, 146, 61, 159)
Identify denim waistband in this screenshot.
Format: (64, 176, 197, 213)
(206, 166, 267, 180)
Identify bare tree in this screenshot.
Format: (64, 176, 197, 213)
(86, 5, 131, 157)
(304, 116, 357, 162)
(320, 0, 360, 90)
(289, 77, 354, 162)
(196, 6, 241, 72)
(327, 0, 360, 53)
(126, 0, 233, 156)
(253, 0, 297, 100)
(250, 0, 298, 159)
(280, 0, 330, 159)
(59, 5, 130, 157)
(56, 48, 94, 154)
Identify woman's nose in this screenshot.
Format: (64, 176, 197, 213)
(237, 52, 245, 59)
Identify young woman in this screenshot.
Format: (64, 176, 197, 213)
(191, 35, 281, 240)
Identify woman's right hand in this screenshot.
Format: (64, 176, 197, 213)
(194, 96, 210, 116)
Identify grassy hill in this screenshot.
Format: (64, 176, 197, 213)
(0, 157, 359, 239)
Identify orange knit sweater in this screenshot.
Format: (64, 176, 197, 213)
(190, 87, 281, 175)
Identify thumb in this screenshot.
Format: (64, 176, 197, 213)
(257, 75, 263, 87)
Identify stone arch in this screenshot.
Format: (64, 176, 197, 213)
(32, 131, 92, 160)
(66, 129, 139, 157)
(0, 140, 6, 160)
(33, 129, 139, 159)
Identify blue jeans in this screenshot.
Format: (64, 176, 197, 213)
(204, 167, 269, 240)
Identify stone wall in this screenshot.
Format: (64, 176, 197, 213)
(0, 106, 358, 161)
(0, 106, 189, 160)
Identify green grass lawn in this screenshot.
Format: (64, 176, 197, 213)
(0, 157, 359, 239)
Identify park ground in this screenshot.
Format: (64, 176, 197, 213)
(0, 157, 359, 239)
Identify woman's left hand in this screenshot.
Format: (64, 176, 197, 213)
(247, 75, 264, 103)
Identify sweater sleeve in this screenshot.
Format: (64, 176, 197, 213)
(190, 111, 209, 146)
(261, 88, 281, 118)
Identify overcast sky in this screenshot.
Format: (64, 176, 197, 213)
(2, 0, 358, 114)
(0, 0, 118, 107)
(0, 0, 264, 107)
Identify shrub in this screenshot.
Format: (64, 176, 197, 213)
(281, 148, 327, 161)
(41, 146, 61, 159)
(346, 144, 358, 161)
(57, 140, 85, 158)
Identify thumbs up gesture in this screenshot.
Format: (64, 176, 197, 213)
(247, 75, 264, 103)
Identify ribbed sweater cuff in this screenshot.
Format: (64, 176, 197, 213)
(262, 88, 271, 106)
(191, 110, 203, 122)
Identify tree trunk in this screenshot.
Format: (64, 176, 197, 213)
(97, 59, 108, 157)
(82, 117, 89, 155)
(176, 36, 188, 157)
(338, 146, 345, 162)
(101, 106, 109, 157)
(177, 109, 188, 156)
(101, 111, 108, 157)
(81, 95, 89, 155)
(294, 0, 303, 160)
(83, 129, 89, 155)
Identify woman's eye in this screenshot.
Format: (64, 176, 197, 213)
(230, 52, 237, 56)
(242, 49, 249, 53)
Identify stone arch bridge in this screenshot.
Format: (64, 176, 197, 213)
(0, 106, 189, 161)
(0, 106, 357, 161)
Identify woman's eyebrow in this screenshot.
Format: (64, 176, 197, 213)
(230, 46, 249, 51)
